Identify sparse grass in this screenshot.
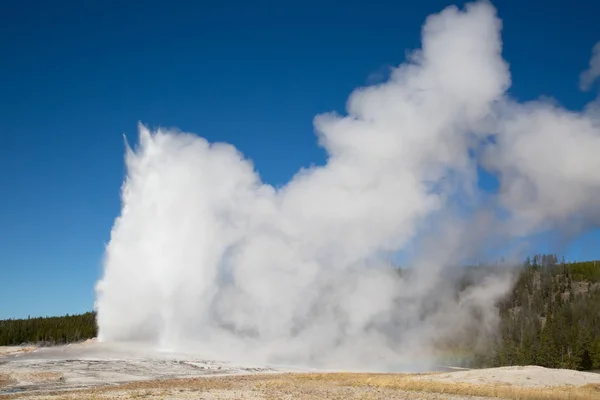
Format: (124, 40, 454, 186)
(286, 373, 600, 400)
(2, 372, 600, 400)
(19, 372, 63, 383)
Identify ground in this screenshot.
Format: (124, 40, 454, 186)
(2, 344, 600, 399)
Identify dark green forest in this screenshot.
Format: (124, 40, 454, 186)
(1, 256, 600, 372)
(471, 255, 600, 371)
(0, 311, 97, 346)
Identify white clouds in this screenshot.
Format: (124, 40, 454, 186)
(95, 1, 600, 371)
(580, 42, 600, 91)
(484, 100, 600, 235)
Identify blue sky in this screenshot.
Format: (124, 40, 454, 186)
(1, 0, 599, 319)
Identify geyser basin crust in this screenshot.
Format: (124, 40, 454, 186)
(3, 344, 600, 400)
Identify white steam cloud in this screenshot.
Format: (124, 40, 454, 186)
(580, 42, 600, 91)
(95, 2, 600, 371)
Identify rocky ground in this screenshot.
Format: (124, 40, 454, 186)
(2, 344, 599, 399)
(0, 343, 277, 395)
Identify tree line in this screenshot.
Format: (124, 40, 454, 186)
(469, 255, 600, 370)
(0, 311, 97, 346)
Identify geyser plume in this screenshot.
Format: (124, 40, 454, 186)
(96, 2, 600, 370)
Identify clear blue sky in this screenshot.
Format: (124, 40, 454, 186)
(1, 0, 599, 319)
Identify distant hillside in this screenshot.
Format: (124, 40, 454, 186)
(469, 256, 600, 371)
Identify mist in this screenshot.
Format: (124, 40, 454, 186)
(95, 1, 600, 371)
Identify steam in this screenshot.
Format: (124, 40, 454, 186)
(580, 42, 600, 91)
(95, 1, 600, 371)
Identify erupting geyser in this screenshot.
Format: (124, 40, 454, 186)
(95, 1, 600, 370)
